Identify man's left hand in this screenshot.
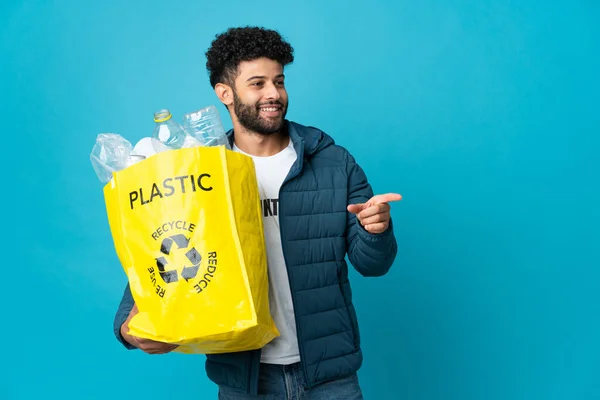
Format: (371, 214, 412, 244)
(347, 193, 402, 234)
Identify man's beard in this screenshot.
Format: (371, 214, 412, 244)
(233, 90, 287, 135)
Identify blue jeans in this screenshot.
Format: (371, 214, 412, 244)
(218, 363, 364, 399)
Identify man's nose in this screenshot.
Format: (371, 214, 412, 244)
(263, 82, 281, 101)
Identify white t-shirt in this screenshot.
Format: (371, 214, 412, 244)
(233, 139, 300, 364)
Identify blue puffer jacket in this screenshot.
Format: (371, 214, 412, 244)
(114, 120, 397, 395)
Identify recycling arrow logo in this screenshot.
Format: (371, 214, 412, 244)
(155, 234, 202, 283)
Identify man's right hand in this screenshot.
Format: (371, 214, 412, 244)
(120, 304, 179, 354)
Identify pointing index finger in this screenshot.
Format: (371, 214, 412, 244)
(369, 193, 402, 205)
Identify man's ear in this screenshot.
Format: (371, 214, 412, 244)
(215, 83, 234, 107)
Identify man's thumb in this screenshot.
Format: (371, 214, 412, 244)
(347, 204, 364, 214)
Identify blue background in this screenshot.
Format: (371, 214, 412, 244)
(2, 0, 599, 399)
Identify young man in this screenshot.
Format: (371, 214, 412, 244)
(114, 26, 400, 399)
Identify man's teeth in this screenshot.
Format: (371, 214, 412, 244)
(260, 107, 279, 112)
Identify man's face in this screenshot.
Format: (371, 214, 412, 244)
(231, 57, 288, 135)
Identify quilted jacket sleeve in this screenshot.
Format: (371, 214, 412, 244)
(113, 283, 137, 350)
(345, 152, 398, 277)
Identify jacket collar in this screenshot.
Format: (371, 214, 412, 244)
(226, 120, 331, 158)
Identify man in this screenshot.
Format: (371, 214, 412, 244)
(114, 26, 400, 399)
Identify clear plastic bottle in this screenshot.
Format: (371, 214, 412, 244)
(151, 109, 187, 152)
(182, 105, 231, 149)
(90, 133, 146, 183)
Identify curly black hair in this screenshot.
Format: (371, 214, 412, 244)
(205, 26, 294, 88)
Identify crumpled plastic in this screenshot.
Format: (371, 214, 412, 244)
(90, 133, 134, 184)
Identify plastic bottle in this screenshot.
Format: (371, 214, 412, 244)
(90, 133, 146, 183)
(182, 105, 231, 149)
(151, 109, 187, 152)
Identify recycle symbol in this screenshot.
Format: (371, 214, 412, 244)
(155, 234, 202, 283)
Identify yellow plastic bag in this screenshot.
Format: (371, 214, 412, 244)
(103, 146, 279, 354)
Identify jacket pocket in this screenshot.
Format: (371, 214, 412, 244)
(337, 262, 361, 351)
(346, 302, 361, 351)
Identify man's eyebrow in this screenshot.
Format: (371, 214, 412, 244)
(246, 74, 285, 82)
(246, 75, 266, 81)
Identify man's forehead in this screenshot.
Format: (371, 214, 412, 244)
(236, 58, 284, 77)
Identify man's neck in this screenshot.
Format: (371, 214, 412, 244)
(232, 122, 289, 157)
